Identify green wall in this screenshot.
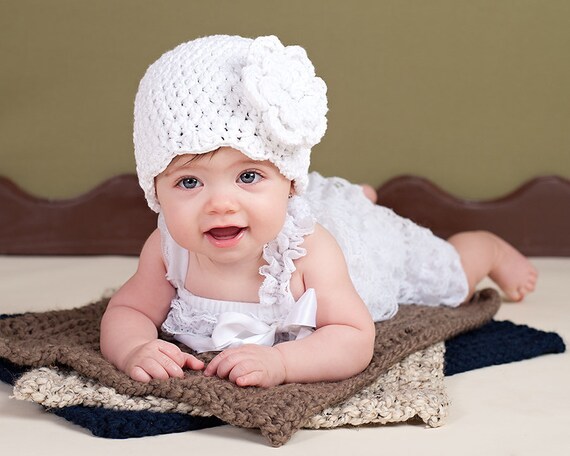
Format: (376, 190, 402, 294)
(1, 0, 569, 200)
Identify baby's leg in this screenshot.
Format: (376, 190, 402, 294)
(448, 231, 538, 302)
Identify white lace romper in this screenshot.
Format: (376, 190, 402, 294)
(160, 172, 469, 352)
(303, 172, 468, 321)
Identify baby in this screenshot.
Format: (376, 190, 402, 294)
(100, 35, 537, 387)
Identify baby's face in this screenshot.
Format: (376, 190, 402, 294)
(155, 147, 293, 265)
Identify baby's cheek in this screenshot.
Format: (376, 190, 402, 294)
(167, 221, 199, 250)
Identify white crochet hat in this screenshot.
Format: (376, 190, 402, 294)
(134, 35, 328, 212)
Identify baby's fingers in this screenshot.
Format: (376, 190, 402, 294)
(130, 358, 170, 382)
(183, 353, 205, 371)
(156, 341, 204, 376)
(233, 369, 264, 387)
(157, 341, 186, 366)
(130, 366, 152, 383)
(203, 350, 227, 377)
(155, 350, 186, 378)
(204, 349, 248, 378)
(157, 341, 204, 372)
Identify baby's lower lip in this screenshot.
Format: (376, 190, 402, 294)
(205, 227, 247, 248)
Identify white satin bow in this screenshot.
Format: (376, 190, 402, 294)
(174, 288, 317, 353)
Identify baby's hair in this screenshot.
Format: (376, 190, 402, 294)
(160, 148, 222, 177)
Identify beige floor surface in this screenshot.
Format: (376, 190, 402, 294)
(0, 256, 568, 456)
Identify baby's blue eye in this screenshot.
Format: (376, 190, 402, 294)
(239, 171, 261, 184)
(178, 177, 201, 189)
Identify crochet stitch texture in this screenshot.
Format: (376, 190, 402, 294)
(134, 35, 328, 212)
(0, 289, 500, 446)
(1, 318, 564, 440)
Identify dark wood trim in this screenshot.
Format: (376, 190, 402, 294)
(1, 174, 568, 256)
(0, 175, 156, 255)
(376, 175, 570, 257)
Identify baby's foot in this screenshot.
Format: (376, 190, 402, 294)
(361, 184, 378, 204)
(489, 237, 538, 302)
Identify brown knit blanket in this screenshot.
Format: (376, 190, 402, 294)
(0, 289, 500, 446)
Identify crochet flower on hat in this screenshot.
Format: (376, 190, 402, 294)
(242, 36, 328, 149)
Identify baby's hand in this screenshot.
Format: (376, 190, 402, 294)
(204, 345, 287, 387)
(124, 339, 204, 383)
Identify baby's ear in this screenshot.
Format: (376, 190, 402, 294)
(289, 181, 296, 197)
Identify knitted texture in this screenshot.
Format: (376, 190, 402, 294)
(134, 35, 328, 212)
(13, 343, 448, 429)
(0, 315, 27, 385)
(310, 342, 448, 428)
(445, 319, 566, 375)
(0, 289, 499, 446)
(14, 366, 211, 416)
(51, 406, 224, 439)
(2, 307, 565, 441)
(0, 356, 26, 386)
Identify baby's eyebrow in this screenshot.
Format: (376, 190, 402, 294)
(163, 152, 272, 177)
(235, 156, 274, 167)
(238, 159, 264, 167)
(167, 148, 222, 171)
(164, 155, 207, 175)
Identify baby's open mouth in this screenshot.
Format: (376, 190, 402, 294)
(207, 226, 246, 240)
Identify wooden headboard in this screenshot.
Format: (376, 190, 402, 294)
(376, 175, 570, 257)
(1, 175, 569, 256)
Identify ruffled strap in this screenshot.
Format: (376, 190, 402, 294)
(157, 212, 188, 290)
(257, 196, 315, 322)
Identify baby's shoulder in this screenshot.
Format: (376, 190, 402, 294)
(142, 228, 162, 253)
(302, 222, 337, 248)
(138, 228, 165, 267)
(292, 222, 355, 298)
(297, 223, 347, 271)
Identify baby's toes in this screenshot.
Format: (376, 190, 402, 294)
(526, 270, 538, 288)
(504, 287, 523, 302)
(527, 277, 537, 291)
(529, 267, 539, 280)
(516, 280, 537, 301)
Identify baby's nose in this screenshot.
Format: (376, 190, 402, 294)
(205, 187, 239, 214)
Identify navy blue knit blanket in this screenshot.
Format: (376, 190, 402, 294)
(0, 317, 564, 439)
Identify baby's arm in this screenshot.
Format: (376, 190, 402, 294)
(204, 224, 376, 386)
(100, 229, 204, 382)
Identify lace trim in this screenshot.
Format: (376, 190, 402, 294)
(257, 196, 315, 321)
(158, 213, 187, 289)
(303, 172, 468, 322)
(161, 300, 218, 338)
